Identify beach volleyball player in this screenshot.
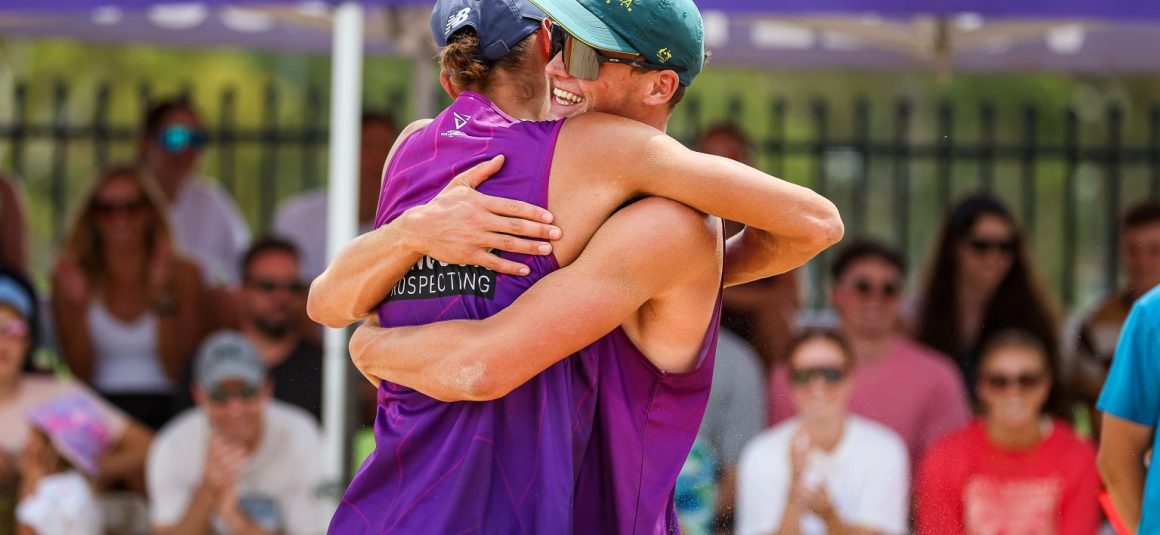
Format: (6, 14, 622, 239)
(314, 0, 842, 532)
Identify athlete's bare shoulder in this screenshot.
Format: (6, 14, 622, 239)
(380, 119, 435, 187)
(615, 197, 718, 265)
(561, 111, 662, 138)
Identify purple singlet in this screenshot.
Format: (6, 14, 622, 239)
(329, 92, 585, 534)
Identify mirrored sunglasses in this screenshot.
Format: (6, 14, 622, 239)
(158, 125, 207, 153)
(546, 19, 685, 81)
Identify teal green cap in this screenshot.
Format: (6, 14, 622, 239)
(529, 0, 705, 87)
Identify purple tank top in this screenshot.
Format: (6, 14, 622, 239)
(573, 292, 724, 535)
(329, 92, 577, 534)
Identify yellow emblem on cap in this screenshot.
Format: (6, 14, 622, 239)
(657, 47, 673, 63)
(605, 0, 633, 12)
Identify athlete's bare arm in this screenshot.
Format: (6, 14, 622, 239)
(559, 112, 842, 286)
(349, 197, 719, 401)
(307, 121, 562, 328)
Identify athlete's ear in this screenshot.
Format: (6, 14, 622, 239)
(439, 70, 461, 99)
(641, 70, 680, 108)
(538, 22, 552, 60)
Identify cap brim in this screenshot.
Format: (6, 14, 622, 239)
(528, 0, 635, 55)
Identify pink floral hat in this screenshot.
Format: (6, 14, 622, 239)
(28, 393, 114, 476)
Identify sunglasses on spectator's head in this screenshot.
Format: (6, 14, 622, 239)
(965, 237, 1016, 255)
(849, 278, 901, 300)
(0, 318, 28, 340)
(790, 366, 847, 386)
(246, 277, 307, 294)
(544, 19, 685, 81)
(158, 125, 207, 153)
(983, 372, 1045, 391)
(93, 197, 148, 217)
(208, 384, 259, 403)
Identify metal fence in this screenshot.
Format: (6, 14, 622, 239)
(3, 80, 1158, 311)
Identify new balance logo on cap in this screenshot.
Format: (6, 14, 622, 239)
(445, 7, 471, 36)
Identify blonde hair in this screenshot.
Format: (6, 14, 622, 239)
(62, 165, 174, 285)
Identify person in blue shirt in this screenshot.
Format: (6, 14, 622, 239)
(1098, 285, 1160, 533)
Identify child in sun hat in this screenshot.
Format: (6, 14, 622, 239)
(16, 393, 113, 535)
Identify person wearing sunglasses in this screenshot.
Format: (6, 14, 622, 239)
(236, 238, 321, 421)
(769, 239, 970, 477)
(147, 331, 328, 535)
(51, 165, 207, 431)
(916, 330, 1100, 535)
(322, 0, 843, 530)
(138, 99, 251, 289)
(915, 193, 1066, 411)
(737, 330, 909, 535)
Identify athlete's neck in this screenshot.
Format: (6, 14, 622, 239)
(480, 71, 549, 121)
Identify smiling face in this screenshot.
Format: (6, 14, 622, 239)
(978, 342, 1051, 431)
(788, 337, 853, 425)
(831, 257, 903, 339)
(92, 172, 153, 253)
(956, 213, 1016, 295)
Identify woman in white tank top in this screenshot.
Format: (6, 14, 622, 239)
(51, 165, 207, 430)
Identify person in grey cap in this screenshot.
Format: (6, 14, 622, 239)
(146, 330, 329, 535)
(316, 0, 843, 530)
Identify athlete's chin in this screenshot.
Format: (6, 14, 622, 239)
(548, 100, 586, 120)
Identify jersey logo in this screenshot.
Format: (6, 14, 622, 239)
(453, 112, 471, 129)
(387, 255, 497, 301)
(445, 8, 471, 36)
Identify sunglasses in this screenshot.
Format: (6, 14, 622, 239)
(790, 366, 847, 386)
(545, 19, 685, 81)
(158, 125, 207, 153)
(0, 318, 28, 340)
(983, 372, 1045, 391)
(93, 197, 148, 217)
(966, 237, 1016, 255)
(246, 278, 307, 294)
(208, 384, 259, 403)
(849, 278, 901, 300)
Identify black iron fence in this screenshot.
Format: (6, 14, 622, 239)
(3, 80, 1158, 311)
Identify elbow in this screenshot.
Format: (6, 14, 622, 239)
(814, 199, 845, 248)
(306, 278, 358, 329)
(447, 356, 512, 402)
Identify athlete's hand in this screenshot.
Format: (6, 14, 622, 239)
(398, 155, 562, 276)
(351, 315, 386, 387)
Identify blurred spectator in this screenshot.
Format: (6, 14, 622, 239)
(916, 330, 1100, 535)
(769, 239, 970, 471)
(138, 98, 251, 287)
(737, 330, 909, 535)
(0, 268, 152, 531)
(1096, 286, 1159, 533)
(696, 122, 801, 371)
(147, 331, 328, 534)
(675, 435, 717, 535)
(16, 394, 113, 535)
(238, 238, 321, 420)
(273, 111, 397, 282)
(1073, 199, 1160, 435)
(0, 174, 28, 274)
(693, 328, 765, 531)
(51, 165, 207, 430)
(915, 193, 1066, 412)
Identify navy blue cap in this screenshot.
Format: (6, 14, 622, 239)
(431, 0, 546, 63)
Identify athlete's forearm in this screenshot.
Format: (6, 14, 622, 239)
(350, 319, 499, 401)
(723, 227, 825, 287)
(307, 216, 424, 328)
(626, 127, 843, 270)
